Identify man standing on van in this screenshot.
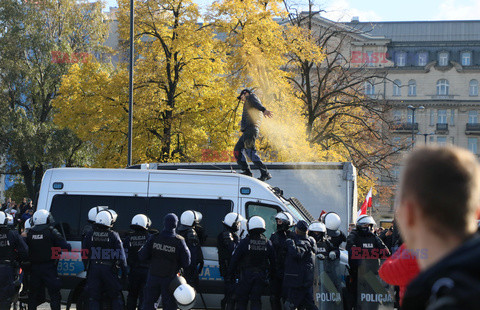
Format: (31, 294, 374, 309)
(234, 89, 273, 181)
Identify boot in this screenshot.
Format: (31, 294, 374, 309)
(241, 170, 253, 177)
(258, 172, 272, 181)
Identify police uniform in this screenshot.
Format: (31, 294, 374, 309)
(139, 213, 191, 310)
(283, 221, 318, 310)
(26, 223, 71, 310)
(177, 223, 204, 288)
(217, 225, 240, 310)
(228, 229, 276, 310)
(326, 228, 346, 250)
(124, 227, 150, 310)
(0, 222, 28, 309)
(270, 228, 296, 309)
(83, 224, 127, 310)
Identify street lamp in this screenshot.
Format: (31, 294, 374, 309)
(407, 105, 424, 148)
(418, 132, 435, 145)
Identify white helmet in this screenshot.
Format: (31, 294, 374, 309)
(247, 216, 266, 232)
(356, 214, 376, 226)
(6, 214, 14, 226)
(308, 221, 326, 233)
(131, 214, 151, 230)
(223, 212, 244, 229)
(24, 218, 33, 230)
(275, 212, 294, 226)
(88, 206, 108, 222)
(32, 210, 53, 225)
(0, 211, 7, 226)
(170, 275, 196, 309)
(324, 212, 341, 231)
(180, 210, 202, 227)
(95, 209, 118, 227)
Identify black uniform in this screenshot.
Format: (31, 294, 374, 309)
(124, 227, 150, 310)
(269, 228, 296, 309)
(26, 223, 71, 310)
(228, 231, 276, 310)
(0, 225, 28, 309)
(326, 228, 346, 250)
(217, 226, 240, 310)
(177, 224, 204, 288)
(83, 224, 127, 310)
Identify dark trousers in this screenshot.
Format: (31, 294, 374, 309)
(127, 266, 148, 310)
(29, 262, 61, 310)
(270, 275, 286, 310)
(235, 270, 267, 310)
(0, 265, 15, 309)
(233, 127, 268, 175)
(86, 264, 124, 310)
(284, 286, 318, 310)
(142, 274, 176, 310)
(222, 278, 237, 310)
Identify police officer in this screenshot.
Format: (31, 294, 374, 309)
(139, 213, 191, 310)
(228, 216, 276, 310)
(346, 215, 390, 309)
(124, 214, 152, 310)
(217, 212, 243, 310)
(323, 212, 346, 250)
(283, 220, 318, 310)
(0, 211, 28, 309)
(269, 211, 295, 310)
(83, 209, 126, 310)
(177, 210, 204, 289)
(26, 209, 71, 310)
(308, 221, 337, 260)
(82, 206, 108, 240)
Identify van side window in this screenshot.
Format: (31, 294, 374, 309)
(50, 195, 82, 240)
(148, 197, 233, 247)
(246, 203, 281, 239)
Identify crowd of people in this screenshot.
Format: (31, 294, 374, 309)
(1, 197, 35, 232)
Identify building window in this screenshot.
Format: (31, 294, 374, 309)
(393, 80, 401, 96)
(437, 79, 449, 95)
(468, 110, 478, 124)
(430, 109, 435, 126)
(393, 109, 402, 124)
(461, 52, 472, 66)
(365, 81, 375, 95)
(396, 52, 406, 67)
(450, 109, 455, 126)
(366, 51, 374, 67)
(468, 138, 478, 154)
(408, 80, 416, 96)
(417, 52, 428, 66)
(437, 136, 447, 146)
(437, 109, 447, 124)
(438, 52, 449, 66)
(470, 80, 479, 96)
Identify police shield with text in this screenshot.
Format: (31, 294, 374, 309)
(139, 213, 191, 310)
(82, 209, 127, 310)
(228, 216, 276, 310)
(124, 214, 152, 310)
(270, 211, 295, 310)
(346, 215, 391, 310)
(283, 220, 318, 310)
(0, 211, 28, 310)
(26, 209, 71, 310)
(217, 212, 243, 310)
(177, 210, 204, 289)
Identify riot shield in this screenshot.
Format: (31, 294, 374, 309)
(355, 259, 394, 310)
(314, 258, 345, 310)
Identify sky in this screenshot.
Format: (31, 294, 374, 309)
(104, 0, 480, 22)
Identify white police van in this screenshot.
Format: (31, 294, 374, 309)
(36, 166, 313, 309)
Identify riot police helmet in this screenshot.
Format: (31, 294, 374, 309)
(88, 206, 108, 223)
(32, 209, 54, 225)
(356, 214, 376, 233)
(169, 275, 196, 310)
(275, 211, 294, 231)
(95, 209, 118, 227)
(0, 211, 8, 226)
(324, 212, 341, 231)
(223, 212, 244, 231)
(308, 221, 326, 233)
(180, 210, 202, 227)
(131, 214, 151, 230)
(24, 218, 34, 231)
(247, 216, 266, 233)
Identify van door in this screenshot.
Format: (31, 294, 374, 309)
(241, 199, 282, 239)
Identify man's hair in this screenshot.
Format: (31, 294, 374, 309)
(399, 146, 480, 238)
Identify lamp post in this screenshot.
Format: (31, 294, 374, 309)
(127, 0, 135, 167)
(419, 132, 435, 145)
(407, 105, 424, 148)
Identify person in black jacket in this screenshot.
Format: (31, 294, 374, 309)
(233, 89, 274, 181)
(26, 210, 71, 310)
(139, 213, 191, 310)
(124, 214, 152, 310)
(217, 212, 243, 310)
(228, 216, 276, 310)
(269, 211, 295, 310)
(283, 220, 318, 310)
(0, 211, 28, 309)
(396, 146, 480, 310)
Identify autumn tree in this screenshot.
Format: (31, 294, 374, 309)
(0, 0, 108, 198)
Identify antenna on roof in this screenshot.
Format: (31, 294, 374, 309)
(351, 16, 360, 23)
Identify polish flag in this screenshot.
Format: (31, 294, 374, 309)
(318, 210, 327, 221)
(358, 188, 373, 217)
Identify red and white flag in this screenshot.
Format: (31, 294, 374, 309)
(358, 187, 373, 217)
